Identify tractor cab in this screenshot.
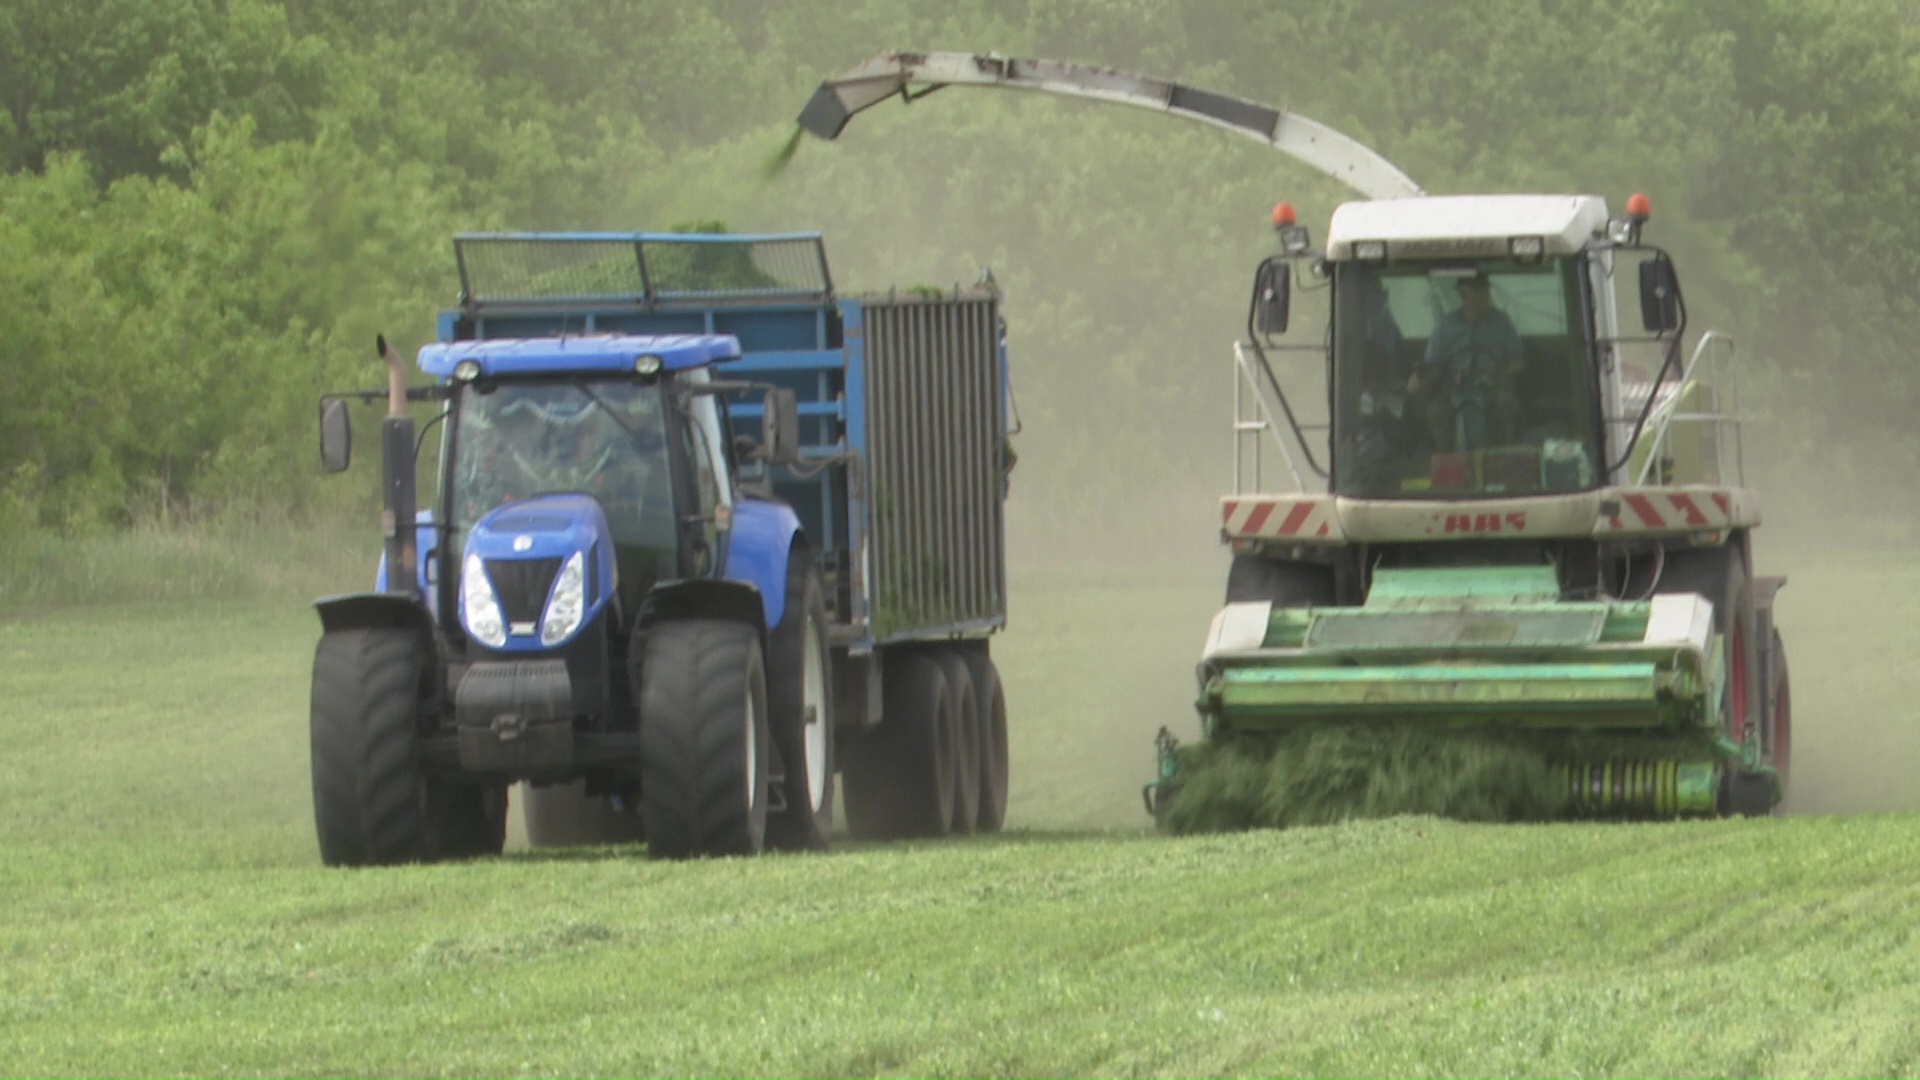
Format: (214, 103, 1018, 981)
(422, 334, 762, 648)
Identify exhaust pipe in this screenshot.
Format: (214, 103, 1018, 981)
(376, 334, 418, 599)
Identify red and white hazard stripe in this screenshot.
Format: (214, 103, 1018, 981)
(1221, 496, 1342, 541)
(1596, 487, 1744, 535)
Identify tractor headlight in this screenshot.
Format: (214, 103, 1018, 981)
(540, 550, 587, 646)
(1509, 236, 1546, 263)
(634, 354, 663, 376)
(462, 554, 508, 648)
(453, 358, 483, 382)
(1353, 240, 1387, 263)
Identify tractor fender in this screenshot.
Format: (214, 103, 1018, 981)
(637, 578, 768, 637)
(312, 593, 444, 681)
(723, 496, 804, 631)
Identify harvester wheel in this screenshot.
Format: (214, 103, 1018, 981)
(1766, 627, 1792, 799)
(1659, 544, 1765, 816)
(310, 627, 471, 866)
(766, 553, 836, 853)
(522, 780, 645, 848)
(932, 649, 980, 834)
(1226, 556, 1334, 607)
(842, 650, 955, 840)
(637, 619, 771, 859)
(962, 647, 1010, 832)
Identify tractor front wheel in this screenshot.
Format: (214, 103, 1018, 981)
(311, 627, 492, 865)
(638, 619, 771, 859)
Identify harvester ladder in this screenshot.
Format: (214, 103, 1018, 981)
(1232, 341, 1322, 495)
(1628, 330, 1745, 487)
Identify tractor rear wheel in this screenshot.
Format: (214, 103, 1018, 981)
(638, 619, 770, 859)
(765, 553, 836, 853)
(962, 647, 1009, 833)
(522, 780, 644, 848)
(311, 627, 484, 866)
(1226, 556, 1334, 607)
(931, 649, 980, 835)
(842, 650, 955, 840)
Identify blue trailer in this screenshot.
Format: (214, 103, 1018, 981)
(309, 231, 1013, 863)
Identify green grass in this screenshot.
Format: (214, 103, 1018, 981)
(4, 539, 1920, 1075)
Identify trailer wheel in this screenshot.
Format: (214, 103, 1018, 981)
(961, 647, 1010, 833)
(1226, 556, 1334, 607)
(638, 619, 770, 859)
(766, 554, 836, 853)
(932, 649, 980, 834)
(522, 781, 645, 848)
(1766, 627, 1792, 800)
(843, 651, 955, 840)
(311, 627, 471, 866)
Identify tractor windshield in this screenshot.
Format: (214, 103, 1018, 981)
(447, 379, 676, 576)
(1330, 256, 1600, 498)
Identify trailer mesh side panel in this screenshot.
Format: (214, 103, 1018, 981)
(864, 295, 1006, 640)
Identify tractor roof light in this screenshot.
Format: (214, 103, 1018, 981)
(1353, 240, 1388, 263)
(634, 354, 664, 376)
(1509, 235, 1546, 263)
(452, 358, 483, 382)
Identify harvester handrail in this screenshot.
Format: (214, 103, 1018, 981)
(1232, 341, 1312, 494)
(1629, 330, 1743, 487)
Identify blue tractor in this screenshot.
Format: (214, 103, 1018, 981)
(310, 231, 1014, 863)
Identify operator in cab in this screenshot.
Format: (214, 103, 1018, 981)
(1408, 269, 1524, 452)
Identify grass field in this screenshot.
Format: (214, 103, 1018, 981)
(4, 537, 1920, 1076)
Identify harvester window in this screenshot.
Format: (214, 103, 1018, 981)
(1333, 257, 1598, 498)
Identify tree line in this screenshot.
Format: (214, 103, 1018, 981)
(2, 0, 1914, 543)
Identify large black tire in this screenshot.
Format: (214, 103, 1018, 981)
(961, 646, 1009, 833)
(931, 649, 979, 835)
(522, 780, 644, 848)
(1226, 555, 1335, 607)
(638, 620, 771, 859)
(311, 627, 489, 866)
(1766, 626, 1792, 801)
(765, 552, 836, 853)
(842, 650, 955, 840)
(1658, 544, 1765, 815)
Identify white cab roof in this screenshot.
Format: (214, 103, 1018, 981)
(1325, 194, 1611, 260)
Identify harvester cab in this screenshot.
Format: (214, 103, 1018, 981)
(1187, 189, 1790, 822)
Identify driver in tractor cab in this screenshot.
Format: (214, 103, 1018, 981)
(1408, 270, 1524, 451)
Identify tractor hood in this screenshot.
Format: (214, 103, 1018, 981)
(460, 494, 618, 652)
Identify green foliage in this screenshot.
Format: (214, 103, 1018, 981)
(4, 0, 1920, 553)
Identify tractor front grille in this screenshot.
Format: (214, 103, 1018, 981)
(484, 557, 561, 625)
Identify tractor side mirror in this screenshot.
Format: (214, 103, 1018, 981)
(1253, 258, 1292, 335)
(762, 388, 801, 467)
(319, 398, 352, 473)
(1638, 257, 1682, 333)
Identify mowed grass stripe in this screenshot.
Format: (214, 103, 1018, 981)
(2, 556, 1919, 1075)
(5, 820, 1920, 1075)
